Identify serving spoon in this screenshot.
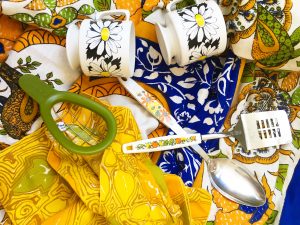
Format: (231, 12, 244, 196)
(118, 77, 266, 207)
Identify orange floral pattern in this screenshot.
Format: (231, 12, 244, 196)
(0, 14, 24, 62)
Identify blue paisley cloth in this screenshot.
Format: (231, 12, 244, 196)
(133, 38, 242, 186)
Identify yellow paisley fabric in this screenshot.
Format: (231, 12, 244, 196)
(0, 93, 211, 224)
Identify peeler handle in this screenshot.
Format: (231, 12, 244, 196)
(19, 74, 58, 105)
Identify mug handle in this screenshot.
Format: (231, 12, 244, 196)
(166, 0, 183, 12)
(96, 9, 130, 21)
(166, 0, 205, 12)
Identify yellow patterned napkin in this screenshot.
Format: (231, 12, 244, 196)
(0, 93, 211, 224)
(0, 127, 79, 225)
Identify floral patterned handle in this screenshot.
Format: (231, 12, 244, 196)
(118, 77, 210, 161)
(123, 131, 229, 153)
(96, 9, 130, 21)
(123, 133, 202, 153)
(118, 77, 183, 131)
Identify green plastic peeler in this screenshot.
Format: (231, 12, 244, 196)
(19, 74, 117, 155)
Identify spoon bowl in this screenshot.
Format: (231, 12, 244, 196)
(208, 158, 266, 207)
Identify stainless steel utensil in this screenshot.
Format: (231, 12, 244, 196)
(118, 77, 266, 207)
(123, 110, 292, 152)
(123, 108, 293, 152)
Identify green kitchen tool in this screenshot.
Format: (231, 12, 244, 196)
(19, 74, 117, 155)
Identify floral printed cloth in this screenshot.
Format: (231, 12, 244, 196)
(1, 0, 97, 36)
(0, 0, 299, 224)
(220, 0, 300, 71)
(0, 14, 25, 63)
(0, 29, 81, 145)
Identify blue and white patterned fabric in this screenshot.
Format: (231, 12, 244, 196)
(132, 38, 243, 186)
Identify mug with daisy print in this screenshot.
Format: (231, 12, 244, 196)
(66, 10, 135, 78)
(155, 0, 227, 66)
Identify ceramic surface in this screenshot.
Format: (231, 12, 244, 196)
(66, 10, 135, 77)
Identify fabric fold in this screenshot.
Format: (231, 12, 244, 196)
(0, 93, 212, 225)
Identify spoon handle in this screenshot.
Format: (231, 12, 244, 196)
(118, 77, 210, 162)
(123, 133, 202, 153)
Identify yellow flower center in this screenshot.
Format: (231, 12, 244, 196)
(101, 27, 110, 41)
(100, 71, 110, 77)
(195, 14, 205, 27)
(198, 55, 207, 61)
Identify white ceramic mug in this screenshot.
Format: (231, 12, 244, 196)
(155, 0, 227, 66)
(66, 10, 135, 77)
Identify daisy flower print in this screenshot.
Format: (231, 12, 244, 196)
(179, 3, 218, 49)
(88, 57, 121, 77)
(190, 39, 220, 61)
(86, 20, 122, 59)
